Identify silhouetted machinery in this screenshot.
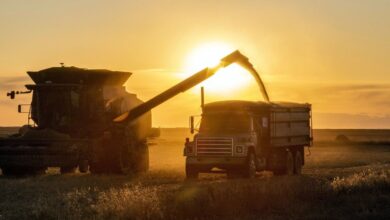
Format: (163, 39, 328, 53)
(0, 50, 269, 175)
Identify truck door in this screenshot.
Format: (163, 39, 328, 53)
(255, 115, 269, 154)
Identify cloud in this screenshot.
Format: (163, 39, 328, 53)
(0, 76, 31, 91)
(314, 112, 390, 129)
(268, 82, 390, 114)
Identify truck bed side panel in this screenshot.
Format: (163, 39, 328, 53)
(270, 105, 312, 147)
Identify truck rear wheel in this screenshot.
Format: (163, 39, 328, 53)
(294, 150, 303, 175)
(285, 151, 294, 175)
(271, 150, 294, 176)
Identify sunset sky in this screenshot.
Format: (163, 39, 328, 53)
(1, 0, 390, 128)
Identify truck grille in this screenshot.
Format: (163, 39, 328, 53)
(196, 138, 233, 156)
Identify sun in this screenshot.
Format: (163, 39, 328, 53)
(183, 42, 252, 93)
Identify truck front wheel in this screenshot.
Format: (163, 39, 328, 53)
(243, 152, 257, 178)
(185, 164, 199, 180)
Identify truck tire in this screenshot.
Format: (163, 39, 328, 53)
(243, 152, 257, 178)
(79, 160, 89, 173)
(185, 164, 199, 180)
(272, 150, 294, 176)
(89, 162, 106, 174)
(285, 151, 294, 175)
(34, 167, 47, 175)
(60, 166, 77, 174)
(294, 150, 303, 175)
(227, 169, 241, 179)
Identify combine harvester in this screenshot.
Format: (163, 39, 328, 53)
(0, 50, 311, 177)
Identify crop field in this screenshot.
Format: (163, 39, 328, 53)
(0, 128, 389, 219)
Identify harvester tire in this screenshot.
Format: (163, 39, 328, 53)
(114, 140, 133, 175)
(134, 143, 149, 173)
(34, 167, 47, 175)
(79, 160, 89, 173)
(227, 169, 241, 179)
(89, 163, 106, 174)
(1, 166, 46, 176)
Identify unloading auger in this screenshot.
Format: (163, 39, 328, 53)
(114, 50, 270, 124)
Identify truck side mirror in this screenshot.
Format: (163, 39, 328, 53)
(190, 116, 194, 134)
(18, 104, 22, 113)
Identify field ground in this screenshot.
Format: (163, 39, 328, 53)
(0, 128, 389, 219)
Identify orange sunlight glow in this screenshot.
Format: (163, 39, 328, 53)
(183, 42, 252, 94)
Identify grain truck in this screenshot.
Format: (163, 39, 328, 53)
(1, 50, 267, 176)
(184, 98, 312, 178)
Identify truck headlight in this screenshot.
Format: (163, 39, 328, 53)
(236, 145, 243, 153)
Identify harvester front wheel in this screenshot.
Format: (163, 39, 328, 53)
(1, 166, 46, 176)
(133, 142, 149, 173)
(117, 143, 133, 175)
(89, 162, 106, 174)
(79, 160, 89, 173)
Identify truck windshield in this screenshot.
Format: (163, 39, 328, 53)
(199, 113, 251, 134)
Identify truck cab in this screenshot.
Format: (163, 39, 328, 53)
(184, 100, 312, 179)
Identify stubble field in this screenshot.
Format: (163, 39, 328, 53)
(0, 128, 389, 219)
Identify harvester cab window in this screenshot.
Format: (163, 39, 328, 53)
(31, 86, 81, 131)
